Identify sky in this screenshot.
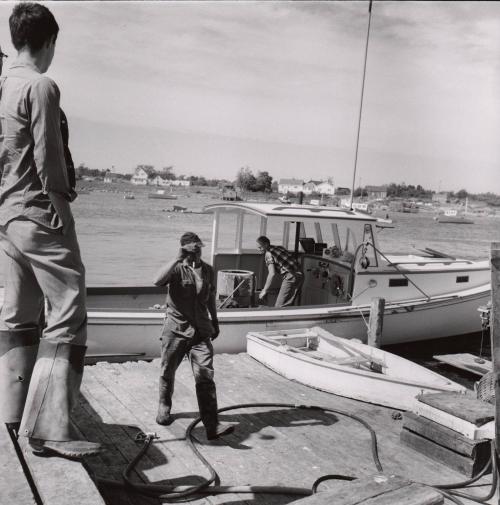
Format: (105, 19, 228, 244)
(0, 1, 498, 193)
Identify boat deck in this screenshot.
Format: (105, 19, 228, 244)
(2, 353, 497, 504)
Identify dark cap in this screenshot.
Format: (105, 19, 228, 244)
(180, 231, 204, 248)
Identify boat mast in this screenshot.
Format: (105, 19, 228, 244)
(349, 0, 373, 210)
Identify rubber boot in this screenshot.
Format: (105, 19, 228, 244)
(0, 328, 39, 430)
(156, 375, 173, 425)
(19, 340, 102, 459)
(196, 382, 235, 440)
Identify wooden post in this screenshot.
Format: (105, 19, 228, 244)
(491, 243, 500, 461)
(368, 297, 385, 348)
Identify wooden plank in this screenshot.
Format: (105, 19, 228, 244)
(417, 392, 494, 426)
(291, 474, 443, 505)
(433, 353, 491, 377)
(400, 429, 489, 478)
(413, 399, 494, 440)
(21, 439, 105, 505)
(403, 412, 490, 458)
(0, 425, 36, 505)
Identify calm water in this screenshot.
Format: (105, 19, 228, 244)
(1, 185, 498, 286)
(1, 185, 498, 385)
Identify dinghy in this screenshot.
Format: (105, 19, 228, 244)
(246, 326, 467, 411)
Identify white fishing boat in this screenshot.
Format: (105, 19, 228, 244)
(148, 189, 178, 200)
(436, 209, 474, 225)
(246, 326, 467, 411)
(80, 201, 490, 362)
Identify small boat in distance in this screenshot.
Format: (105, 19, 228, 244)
(124, 193, 135, 200)
(278, 195, 292, 204)
(148, 189, 178, 200)
(246, 327, 466, 411)
(435, 209, 474, 225)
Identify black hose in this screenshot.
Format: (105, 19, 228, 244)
(98, 402, 382, 501)
(97, 402, 497, 504)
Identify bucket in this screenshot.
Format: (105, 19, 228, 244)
(217, 270, 255, 308)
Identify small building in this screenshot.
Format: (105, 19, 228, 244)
(169, 179, 190, 187)
(131, 167, 156, 185)
(303, 180, 322, 195)
(150, 175, 171, 186)
(365, 185, 388, 200)
(315, 180, 336, 195)
(103, 172, 118, 183)
(278, 178, 304, 195)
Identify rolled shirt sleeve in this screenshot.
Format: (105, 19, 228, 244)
(29, 77, 71, 196)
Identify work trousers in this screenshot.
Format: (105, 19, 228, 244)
(159, 331, 218, 429)
(0, 218, 87, 345)
(275, 271, 304, 307)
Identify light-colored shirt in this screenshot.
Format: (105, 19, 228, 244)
(0, 60, 72, 228)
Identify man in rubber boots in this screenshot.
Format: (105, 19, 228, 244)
(153, 232, 235, 440)
(0, 3, 101, 459)
(256, 235, 304, 307)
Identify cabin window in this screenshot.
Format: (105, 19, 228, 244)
(456, 276, 469, 283)
(241, 213, 264, 250)
(389, 278, 408, 287)
(217, 212, 239, 251)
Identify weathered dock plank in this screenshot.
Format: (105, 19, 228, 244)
(417, 392, 494, 426)
(291, 474, 443, 505)
(21, 441, 106, 505)
(433, 353, 491, 377)
(0, 425, 36, 505)
(70, 354, 496, 505)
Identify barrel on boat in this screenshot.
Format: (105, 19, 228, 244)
(217, 270, 255, 308)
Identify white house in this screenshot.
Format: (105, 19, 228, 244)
(303, 180, 322, 195)
(170, 179, 190, 187)
(151, 175, 171, 186)
(103, 172, 118, 183)
(315, 180, 336, 195)
(131, 167, 155, 185)
(278, 178, 304, 194)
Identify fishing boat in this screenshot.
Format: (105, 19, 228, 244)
(246, 326, 467, 411)
(123, 193, 135, 200)
(435, 209, 474, 225)
(278, 195, 292, 204)
(148, 189, 178, 200)
(81, 201, 490, 362)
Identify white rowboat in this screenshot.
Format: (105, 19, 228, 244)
(246, 326, 467, 411)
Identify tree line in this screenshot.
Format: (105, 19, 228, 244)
(75, 163, 500, 204)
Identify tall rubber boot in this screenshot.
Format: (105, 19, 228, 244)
(156, 375, 174, 425)
(196, 382, 235, 440)
(19, 340, 101, 459)
(0, 328, 39, 429)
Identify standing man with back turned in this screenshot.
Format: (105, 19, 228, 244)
(256, 235, 304, 307)
(0, 3, 101, 458)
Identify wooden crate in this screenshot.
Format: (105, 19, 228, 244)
(401, 412, 491, 477)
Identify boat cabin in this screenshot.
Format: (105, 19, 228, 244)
(203, 202, 381, 307)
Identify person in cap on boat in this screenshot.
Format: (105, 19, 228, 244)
(0, 3, 101, 459)
(256, 235, 304, 307)
(153, 231, 235, 440)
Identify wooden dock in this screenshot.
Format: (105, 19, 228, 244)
(2, 353, 497, 504)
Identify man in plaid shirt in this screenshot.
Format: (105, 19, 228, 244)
(256, 236, 304, 307)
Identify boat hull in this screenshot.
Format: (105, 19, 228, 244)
(85, 284, 490, 362)
(246, 327, 466, 411)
